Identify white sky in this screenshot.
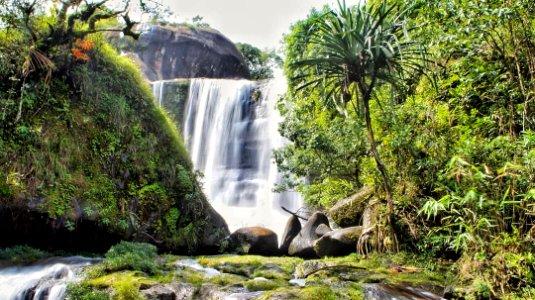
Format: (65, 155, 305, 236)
(161, 0, 361, 50)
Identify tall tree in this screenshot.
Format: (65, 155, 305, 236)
(293, 0, 428, 250)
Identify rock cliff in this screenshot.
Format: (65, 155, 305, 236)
(131, 25, 250, 80)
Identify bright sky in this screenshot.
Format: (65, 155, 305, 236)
(161, 0, 361, 50)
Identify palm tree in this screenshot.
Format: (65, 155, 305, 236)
(294, 0, 427, 251)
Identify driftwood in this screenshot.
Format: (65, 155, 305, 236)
(281, 206, 308, 221)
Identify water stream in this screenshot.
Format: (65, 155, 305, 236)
(153, 76, 302, 238)
(0, 256, 100, 300)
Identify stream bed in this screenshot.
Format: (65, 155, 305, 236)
(0, 255, 448, 299)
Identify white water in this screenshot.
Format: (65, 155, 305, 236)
(153, 75, 301, 239)
(0, 256, 100, 300)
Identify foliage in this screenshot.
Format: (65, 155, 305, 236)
(0, 245, 49, 265)
(280, 0, 535, 296)
(236, 43, 281, 80)
(66, 283, 110, 300)
(101, 241, 159, 275)
(0, 0, 211, 252)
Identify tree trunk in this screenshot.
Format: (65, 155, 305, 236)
(362, 96, 399, 252)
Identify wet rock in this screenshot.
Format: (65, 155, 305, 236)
(279, 215, 301, 255)
(313, 226, 362, 257)
(141, 282, 195, 300)
(328, 186, 374, 227)
(141, 284, 176, 300)
(228, 227, 279, 256)
(362, 283, 443, 300)
(288, 212, 330, 258)
(168, 283, 196, 300)
(196, 284, 231, 300)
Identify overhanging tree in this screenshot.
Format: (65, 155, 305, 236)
(293, 0, 428, 251)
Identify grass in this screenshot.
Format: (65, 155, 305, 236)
(0, 245, 50, 265)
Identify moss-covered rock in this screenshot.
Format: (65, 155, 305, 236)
(0, 37, 228, 253)
(327, 186, 374, 228)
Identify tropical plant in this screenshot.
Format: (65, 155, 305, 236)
(292, 0, 428, 250)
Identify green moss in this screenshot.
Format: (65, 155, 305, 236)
(198, 255, 302, 277)
(0, 34, 211, 250)
(208, 273, 247, 286)
(244, 278, 284, 291)
(260, 286, 337, 300)
(85, 272, 145, 300)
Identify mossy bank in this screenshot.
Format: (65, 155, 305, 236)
(0, 35, 228, 253)
(65, 242, 451, 300)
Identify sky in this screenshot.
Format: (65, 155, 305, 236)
(161, 0, 361, 50)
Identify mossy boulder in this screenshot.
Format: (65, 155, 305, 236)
(0, 39, 228, 253)
(328, 186, 374, 227)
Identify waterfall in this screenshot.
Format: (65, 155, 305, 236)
(0, 256, 100, 300)
(154, 75, 301, 238)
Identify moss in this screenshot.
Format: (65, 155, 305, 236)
(198, 255, 302, 277)
(0, 34, 212, 251)
(260, 286, 337, 300)
(244, 277, 284, 291)
(208, 273, 247, 286)
(176, 269, 207, 288)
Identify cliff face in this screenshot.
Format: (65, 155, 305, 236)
(131, 25, 250, 80)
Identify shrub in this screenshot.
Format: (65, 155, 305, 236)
(102, 241, 158, 275)
(66, 283, 110, 300)
(0, 245, 49, 265)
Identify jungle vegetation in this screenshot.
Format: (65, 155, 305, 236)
(276, 0, 535, 297)
(0, 0, 215, 252)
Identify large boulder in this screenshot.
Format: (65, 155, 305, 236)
(279, 215, 301, 255)
(227, 226, 279, 256)
(328, 186, 374, 227)
(288, 212, 331, 258)
(313, 226, 363, 257)
(130, 25, 250, 81)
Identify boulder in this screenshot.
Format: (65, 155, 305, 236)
(313, 226, 363, 257)
(141, 285, 176, 300)
(315, 224, 332, 237)
(228, 226, 278, 256)
(288, 212, 331, 258)
(140, 283, 195, 300)
(130, 25, 250, 81)
(197, 284, 232, 300)
(328, 186, 374, 227)
(278, 215, 301, 255)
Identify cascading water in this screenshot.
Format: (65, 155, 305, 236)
(0, 256, 100, 300)
(153, 75, 301, 238)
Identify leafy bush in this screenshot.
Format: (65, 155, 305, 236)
(66, 283, 110, 300)
(0, 245, 49, 265)
(102, 241, 159, 275)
